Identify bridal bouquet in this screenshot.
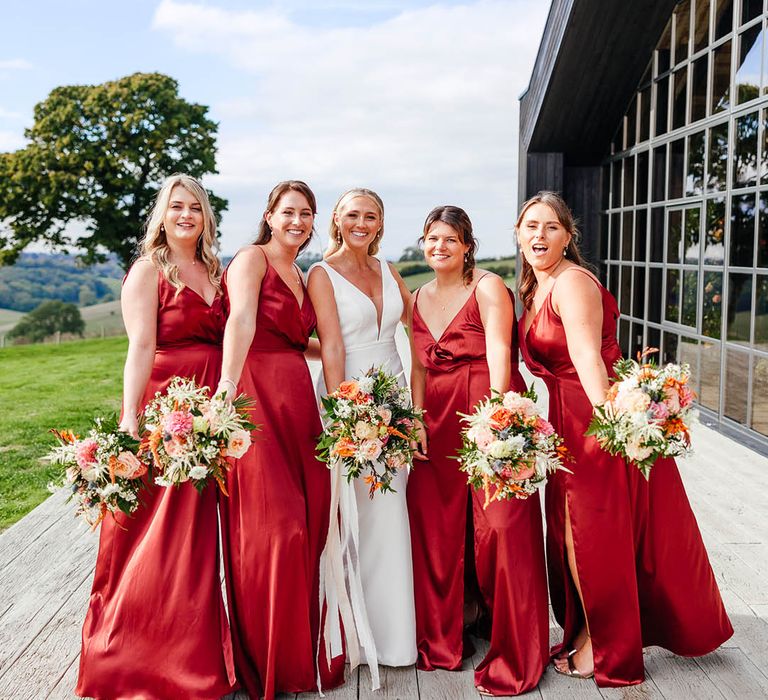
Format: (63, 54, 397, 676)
(46, 415, 148, 527)
(317, 366, 423, 497)
(458, 387, 570, 507)
(141, 377, 257, 493)
(586, 349, 697, 478)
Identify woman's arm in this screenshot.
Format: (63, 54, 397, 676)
(476, 274, 513, 396)
(119, 260, 159, 437)
(408, 295, 429, 460)
(552, 268, 610, 406)
(305, 336, 321, 361)
(218, 248, 267, 398)
(388, 262, 413, 326)
(307, 267, 346, 393)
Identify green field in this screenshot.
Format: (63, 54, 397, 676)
(394, 258, 516, 292)
(0, 336, 127, 530)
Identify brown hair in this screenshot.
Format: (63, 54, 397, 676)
(421, 205, 477, 286)
(139, 173, 222, 295)
(255, 180, 317, 254)
(515, 191, 589, 310)
(326, 188, 385, 258)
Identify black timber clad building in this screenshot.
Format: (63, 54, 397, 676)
(519, 0, 768, 448)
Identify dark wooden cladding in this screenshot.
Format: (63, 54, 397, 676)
(525, 153, 564, 198)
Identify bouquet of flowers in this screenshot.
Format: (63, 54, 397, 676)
(317, 366, 423, 497)
(46, 414, 149, 527)
(458, 387, 570, 507)
(141, 377, 257, 493)
(586, 348, 697, 478)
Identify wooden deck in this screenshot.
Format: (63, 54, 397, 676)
(1, 418, 767, 699)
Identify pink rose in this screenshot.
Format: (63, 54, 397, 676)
(614, 388, 651, 415)
(679, 386, 695, 409)
(467, 425, 495, 450)
(534, 417, 554, 436)
(164, 436, 186, 457)
(113, 451, 147, 479)
(662, 386, 680, 414)
(358, 439, 383, 461)
(500, 464, 535, 481)
(649, 401, 670, 421)
(163, 410, 194, 436)
(502, 392, 538, 417)
(377, 407, 392, 425)
(75, 439, 99, 470)
(385, 452, 408, 470)
(224, 429, 251, 459)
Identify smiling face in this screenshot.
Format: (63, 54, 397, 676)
(423, 221, 469, 274)
(517, 202, 572, 273)
(335, 195, 382, 252)
(265, 190, 314, 251)
(163, 185, 204, 245)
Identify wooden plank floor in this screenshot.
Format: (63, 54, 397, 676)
(1, 411, 767, 697)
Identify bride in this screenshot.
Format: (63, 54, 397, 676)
(308, 188, 417, 677)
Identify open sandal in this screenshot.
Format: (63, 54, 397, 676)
(553, 650, 594, 680)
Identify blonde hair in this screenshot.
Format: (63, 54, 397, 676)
(326, 188, 385, 257)
(139, 174, 222, 294)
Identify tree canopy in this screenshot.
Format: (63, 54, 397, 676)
(7, 300, 85, 343)
(0, 72, 227, 269)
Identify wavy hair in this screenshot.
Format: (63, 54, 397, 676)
(515, 191, 589, 310)
(326, 188, 385, 258)
(139, 173, 221, 294)
(255, 180, 317, 254)
(421, 205, 477, 286)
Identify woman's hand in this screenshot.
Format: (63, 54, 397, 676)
(119, 413, 140, 439)
(216, 378, 237, 402)
(412, 419, 429, 461)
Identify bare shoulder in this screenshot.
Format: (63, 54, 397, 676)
(124, 259, 158, 287)
(553, 265, 602, 309)
(307, 262, 332, 290)
(475, 270, 509, 299)
(229, 245, 267, 277)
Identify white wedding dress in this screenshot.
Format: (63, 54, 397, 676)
(313, 258, 417, 669)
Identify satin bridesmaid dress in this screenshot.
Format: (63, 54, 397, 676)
(77, 272, 236, 700)
(407, 280, 549, 696)
(519, 266, 733, 687)
(219, 247, 344, 700)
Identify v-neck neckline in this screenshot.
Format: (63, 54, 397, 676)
(260, 247, 306, 310)
(182, 284, 218, 309)
(415, 286, 477, 344)
(323, 258, 385, 340)
(523, 286, 553, 340)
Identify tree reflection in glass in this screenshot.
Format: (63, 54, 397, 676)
(755, 275, 768, 350)
(707, 121, 729, 191)
(667, 268, 681, 322)
(705, 197, 725, 263)
(727, 272, 753, 342)
(759, 193, 768, 267)
(702, 272, 723, 339)
(686, 131, 704, 195)
(734, 111, 759, 187)
(730, 193, 756, 266)
(711, 40, 732, 113)
(668, 209, 682, 263)
(682, 270, 699, 327)
(735, 25, 762, 105)
(684, 206, 701, 263)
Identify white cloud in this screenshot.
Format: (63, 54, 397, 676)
(0, 130, 26, 151)
(152, 0, 547, 257)
(0, 59, 32, 71)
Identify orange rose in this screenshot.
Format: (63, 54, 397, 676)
(489, 407, 513, 430)
(113, 451, 148, 480)
(336, 380, 360, 400)
(332, 437, 356, 458)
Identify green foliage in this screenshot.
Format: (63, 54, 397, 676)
(397, 262, 432, 277)
(0, 72, 227, 268)
(398, 245, 422, 262)
(0, 252, 122, 311)
(0, 336, 126, 529)
(7, 300, 84, 342)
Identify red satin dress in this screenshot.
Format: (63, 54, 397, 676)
(77, 272, 236, 699)
(219, 248, 344, 700)
(519, 267, 733, 687)
(407, 284, 549, 696)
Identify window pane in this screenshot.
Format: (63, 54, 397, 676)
(647, 326, 661, 356)
(691, 54, 709, 122)
(693, 0, 710, 52)
(762, 109, 768, 183)
(727, 272, 753, 342)
(610, 213, 620, 259)
(734, 111, 759, 187)
(730, 193, 756, 266)
(626, 95, 637, 149)
(756, 274, 768, 348)
(705, 197, 726, 263)
(651, 207, 665, 262)
(669, 138, 685, 199)
(675, 1, 691, 63)
(682, 270, 699, 327)
(608, 263, 619, 300)
(667, 268, 681, 322)
(649, 267, 663, 322)
(700, 340, 721, 410)
(736, 25, 762, 104)
(702, 271, 723, 338)
(662, 331, 679, 363)
(622, 211, 634, 261)
(684, 206, 701, 263)
(629, 322, 644, 360)
(707, 121, 729, 191)
(657, 18, 673, 75)
(656, 76, 670, 136)
(712, 40, 732, 113)
(619, 319, 630, 357)
(741, 0, 762, 25)
(633, 266, 646, 318)
(653, 144, 667, 201)
(620, 266, 632, 315)
(635, 208, 648, 259)
(623, 156, 635, 206)
(752, 356, 768, 435)
(714, 0, 734, 41)
(673, 67, 688, 130)
(668, 209, 683, 263)
(639, 86, 651, 142)
(679, 336, 700, 394)
(637, 151, 649, 204)
(612, 160, 622, 207)
(686, 130, 705, 195)
(724, 348, 749, 423)
(759, 192, 768, 267)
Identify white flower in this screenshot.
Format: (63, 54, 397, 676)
(189, 465, 210, 480)
(625, 437, 653, 463)
(488, 440, 513, 459)
(225, 429, 251, 459)
(97, 483, 121, 499)
(358, 376, 375, 394)
(336, 400, 353, 419)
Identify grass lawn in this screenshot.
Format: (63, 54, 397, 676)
(0, 336, 127, 530)
(396, 258, 516, 292)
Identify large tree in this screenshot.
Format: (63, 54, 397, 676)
(0, 72, 227, 268)
(7, 300, 84, 343)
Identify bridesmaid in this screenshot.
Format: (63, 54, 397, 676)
(516, 191, 733, 685)
(407, 206, 548, 696)
(77, 174, 236, 699)
(216, 180, 345, 699)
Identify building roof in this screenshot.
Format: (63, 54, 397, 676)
(520, 0, 678, 164)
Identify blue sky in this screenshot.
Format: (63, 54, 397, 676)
(1, 0, 549, 260)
